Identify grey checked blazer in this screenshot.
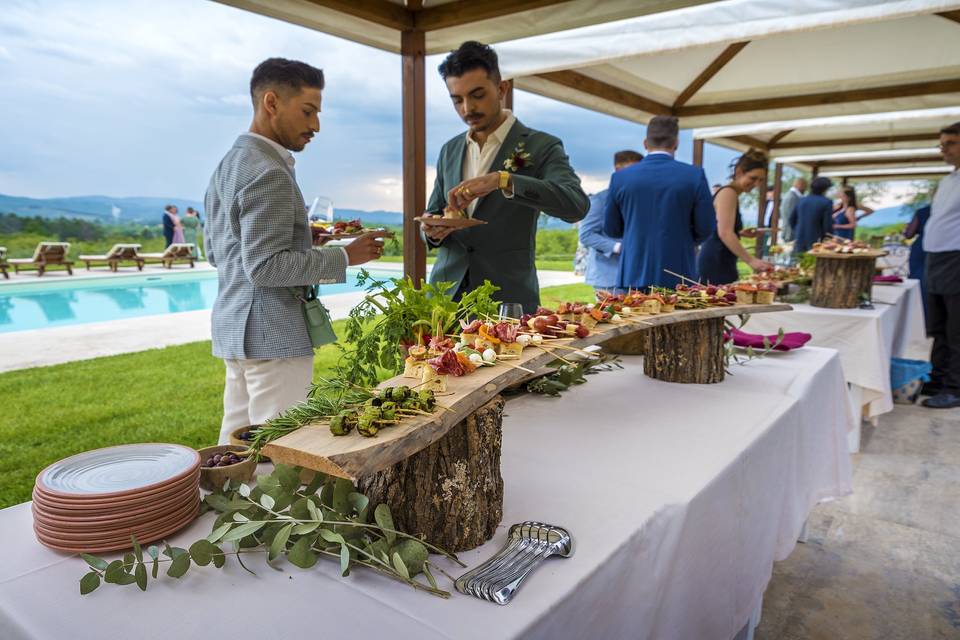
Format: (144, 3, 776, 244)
(203, 134, 347, 360)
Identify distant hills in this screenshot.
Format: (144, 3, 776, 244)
(858, 205, 913, 228)
(0, 193, 576, 229)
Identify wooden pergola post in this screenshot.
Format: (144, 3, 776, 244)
(811, 164, 820, 178)
(769, 162, 783, 244)
(503, 79, 514, 110)
(754, 165, 768, 257)
(401, 29, 427, 285)
(692, 138, 704, 167)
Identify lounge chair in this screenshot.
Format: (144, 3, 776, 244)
(9, 242, 74, 276)
(141, 243, 196, 269)
(0, 247, 8, 279)
(78, 244, 144, 272)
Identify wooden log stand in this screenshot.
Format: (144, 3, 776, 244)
(810, 253, 882, 309)
(357, 396, 504, 552)
(641, 316, 726, 384)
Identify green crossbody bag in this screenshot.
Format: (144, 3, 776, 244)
(290, 285, 338, 348)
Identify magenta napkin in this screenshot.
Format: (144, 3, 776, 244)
(727, 327, 812, 351)
(873, 275, 903, 283)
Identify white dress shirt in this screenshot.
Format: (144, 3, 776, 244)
(924, 169, 960, 253)
(462, 109, 517, 217)
(243, 132, 296, 173)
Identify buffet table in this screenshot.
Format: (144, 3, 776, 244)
(0, 347, 853, 640)
(743, 280, 925, 450)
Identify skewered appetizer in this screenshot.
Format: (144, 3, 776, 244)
(810, 237, 872, 254)
(329, 386, 437, 438)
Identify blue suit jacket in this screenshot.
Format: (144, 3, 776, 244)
(162, 212, 175, 247)
(578, 189, 621, 288)
(789, 194, 834, 254)
(603, 154, 715, 289)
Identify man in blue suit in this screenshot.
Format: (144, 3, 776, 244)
(162, 204, 177, 248)
(604, 116, 715, 290)
(579, 150, 643, 291)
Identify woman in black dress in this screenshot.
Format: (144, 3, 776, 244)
(697, 150, 773, 285)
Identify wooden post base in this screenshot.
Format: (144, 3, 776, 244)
(357, 395, 504, 552)
(643, 317, 725, 384)
(601, 330, 647, 356)
(810, 255, 875, 308)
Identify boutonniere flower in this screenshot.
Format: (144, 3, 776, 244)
(503, 142, 532, 172)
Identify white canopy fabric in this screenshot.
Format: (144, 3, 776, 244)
(499, 0, 960, 128)
(821, 165, 953, 180)
(213, 0, 712, 55)
(693, 107, 960, 156)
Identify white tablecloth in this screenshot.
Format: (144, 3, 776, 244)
(743, 280, 926, 419)
(0, 348, 853, 640)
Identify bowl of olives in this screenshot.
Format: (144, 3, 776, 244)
(197, 444, 256, 491)
(228, 425, 270, 461)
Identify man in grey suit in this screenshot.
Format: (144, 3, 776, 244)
(204, 58, 386, 444)
(780, 177, 807, 242)
(421, 41, 589, 312)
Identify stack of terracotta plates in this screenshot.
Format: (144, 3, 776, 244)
(32, 443, 201, 553)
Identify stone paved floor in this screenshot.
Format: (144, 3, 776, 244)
(756, 402, 960, 640)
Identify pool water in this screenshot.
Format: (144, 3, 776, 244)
(0, 268, 393, 333)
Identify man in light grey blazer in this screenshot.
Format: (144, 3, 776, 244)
(204, 58, 386, 444)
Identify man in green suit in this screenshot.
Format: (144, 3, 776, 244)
(421, 41, 589, 312)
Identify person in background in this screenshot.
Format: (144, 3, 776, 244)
(181, 207, 204, 259)
(604, 116, 715, 290)
(832, 186, 874, 240)
(921, 121, 960, 409)
(780, 177, 807, 242)
(763, 183, 775, 226)
(697, 149, 774, 285)
(162, 204, 178, 248)
(579, 149, 643, 291)
(790, 177, 834, 254)
(205, 57, 387, 444)
(904, 203, 931, 318)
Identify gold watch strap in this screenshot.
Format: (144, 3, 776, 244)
(499, 171, 511, 190)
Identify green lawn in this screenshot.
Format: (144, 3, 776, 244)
(0, 282, 593, 509)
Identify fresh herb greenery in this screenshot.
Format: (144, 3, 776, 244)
(338, 271, 500, 386)
(78, 464, 462, 598)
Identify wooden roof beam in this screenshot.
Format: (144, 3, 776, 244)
(415, 0, 575, 31)
(817, 156, 946, 168)
(728, 135, 769, 150)
(672, 41, 749, 110)
(533, 70, 673, 116)
(937, 10, 960, 25)
(767, 129, 794, 148)
(677, 78, 960, 117)
(773, 133, 939, 150)
(304, 0, 414, 30)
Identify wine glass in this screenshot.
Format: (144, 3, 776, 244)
(498, 302, 524, 323)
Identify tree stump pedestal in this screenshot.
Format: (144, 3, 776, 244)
(642, 317, 726, 384)
(810, 254, 877, 309)
(357, 395, 505, 552)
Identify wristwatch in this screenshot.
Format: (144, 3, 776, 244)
(498, 170, 511, 190)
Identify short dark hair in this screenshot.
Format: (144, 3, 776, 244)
(613, 150, 643, 166)
(810, 176, 833, 196)
(439, 41, 501, 82)
(250, 57, 324, 107)
(164, 204, 175, 212)
(646, 116, 679, 149)
(942, 121, 960, 136)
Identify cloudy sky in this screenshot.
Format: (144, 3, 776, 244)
(1, 0, 746, 212)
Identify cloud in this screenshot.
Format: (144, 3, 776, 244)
(0, 45, 11, 61)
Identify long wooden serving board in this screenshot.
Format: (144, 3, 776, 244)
(263, 303, 792, 479)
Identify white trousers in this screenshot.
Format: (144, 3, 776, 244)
(219, 356, 314, 444)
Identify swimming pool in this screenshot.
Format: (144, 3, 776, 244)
(0, 268, 396, 333)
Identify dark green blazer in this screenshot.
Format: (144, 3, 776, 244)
(426, 119, 589, 312)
